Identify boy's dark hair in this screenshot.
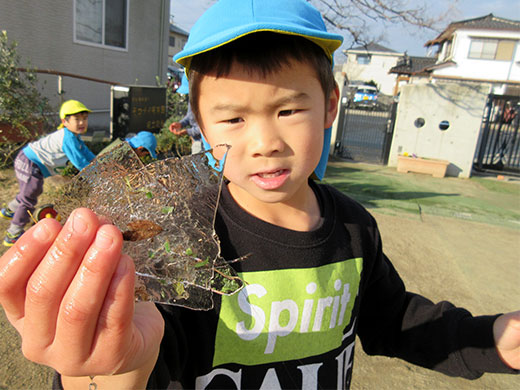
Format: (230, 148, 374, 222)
(188, 32, 336, 125)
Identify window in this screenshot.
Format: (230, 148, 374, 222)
(443, 39, 453, 61)
(356, 54, 371, 65)
(169, 36, 176, 47)
(468, 38, 516, 61)
(496, 40, 516, 61)
(75, 0, 128, 49)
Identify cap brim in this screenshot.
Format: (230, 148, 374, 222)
(62, 108, 92, 118)
(175, 24, 342, 73)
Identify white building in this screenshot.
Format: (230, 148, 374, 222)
(342, 43, 404, 95)
(425, 14, 520, 94)
(168, 24, 189, 67)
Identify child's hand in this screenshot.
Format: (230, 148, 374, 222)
(0, 208, 164, 379)
(169, 122, 181, 133)
(494, 311, 520, 369)
(169, 122, 187, 136)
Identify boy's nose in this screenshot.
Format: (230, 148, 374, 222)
(250, 122, 285, 157)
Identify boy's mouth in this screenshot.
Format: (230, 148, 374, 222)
(251, 169, 289, 190)
(257, 169, 285, 178)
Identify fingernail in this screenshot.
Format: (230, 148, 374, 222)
(33, 223, 50, 242)
(115, 256, 128, 277)
(71, 212, 88, 234)
(95, 230, 113, 249)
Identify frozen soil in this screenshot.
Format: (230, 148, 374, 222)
(0, 167, 519, 389)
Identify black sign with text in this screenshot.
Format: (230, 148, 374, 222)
(112, 86, 167, 139)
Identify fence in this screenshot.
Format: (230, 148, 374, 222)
(334, 102, 397, 165)
(474, 94, 520, 175)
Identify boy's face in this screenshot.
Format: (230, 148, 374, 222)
(198, 59, 338, 210)
(133, 146, 150, 158)
(62, 112, 89, 134)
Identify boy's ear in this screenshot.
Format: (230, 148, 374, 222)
(61, 118, 68, 126)
(324, 84, 340, 129)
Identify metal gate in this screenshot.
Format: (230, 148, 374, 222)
(474, 94, 520, 174)
(333, 101, 397, 164)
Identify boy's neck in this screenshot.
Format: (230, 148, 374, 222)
(227, 181, 322, 232)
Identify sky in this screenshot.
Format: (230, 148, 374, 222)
(170, 0, 519, 61)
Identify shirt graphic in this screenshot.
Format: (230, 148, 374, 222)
(214, 258, 362, 367)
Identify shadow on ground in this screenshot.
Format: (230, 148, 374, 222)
(323, 160, 520, 229)
(324, 165, 459, 208)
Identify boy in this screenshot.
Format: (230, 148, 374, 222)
(1, 99, 95, 246)
(0, 1, 518, 389)
(169, 74, 203, 154)
(98, 130, 158, 160)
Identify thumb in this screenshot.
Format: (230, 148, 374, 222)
(493, 311, 520, 369)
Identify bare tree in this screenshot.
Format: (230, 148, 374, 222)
(309, 0, 458, 48)
(173, 0, 458, 55)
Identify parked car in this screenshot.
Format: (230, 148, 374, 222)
(167, 66, 184, 92)
(167, 66, 184, 81)
(351, 85, 379, 110)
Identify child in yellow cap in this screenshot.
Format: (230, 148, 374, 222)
(1, 99, 95, 246)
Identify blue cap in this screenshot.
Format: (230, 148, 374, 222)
(174, 0, 342, 72)
(174, 0, 343, 180)
(177, 73, 189, 94)
(127, 131, 157, 159)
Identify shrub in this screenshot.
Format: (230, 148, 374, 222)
(0, 30, 55, 168)
(156, 78, 191, 157)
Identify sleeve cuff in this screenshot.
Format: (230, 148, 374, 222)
(458, 314, 520, 375)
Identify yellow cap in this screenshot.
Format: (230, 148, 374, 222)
(59, 100, 91, 120)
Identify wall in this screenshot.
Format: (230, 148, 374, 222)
(0, 0, 170, 131)
(388, 82, 489, 178)
(434, 29, 520, 82)
(343, 52, 403, 95)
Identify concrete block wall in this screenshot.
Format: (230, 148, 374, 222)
(388, 82, 489, 178)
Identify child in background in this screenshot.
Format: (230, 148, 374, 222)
(98, 130, 158, 161)
(0, 1, 518, 389)
(126, 131, 158, 160)
(169, 74, 203, 155)
(1, 99, 95, 246)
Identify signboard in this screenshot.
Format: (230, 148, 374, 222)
(111, 85, 167, 139)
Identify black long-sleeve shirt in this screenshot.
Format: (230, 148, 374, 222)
(144, 181, 517, 388)
(53, 181, 517, 389)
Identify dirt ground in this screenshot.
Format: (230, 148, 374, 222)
(0, 169, 519, 389)
(351, 211, 519, 390)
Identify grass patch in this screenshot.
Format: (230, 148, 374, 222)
(471, 176, 520, 195)
(323, 161, 520, 229)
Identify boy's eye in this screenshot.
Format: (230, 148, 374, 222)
(225, 117, 243, 124)
(279, 109, 298, 117)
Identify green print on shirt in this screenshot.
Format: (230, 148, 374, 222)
(213, 258, 363, 366)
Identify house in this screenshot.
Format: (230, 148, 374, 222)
(342, 43, 404, 95)
(389, 55, 437, 95)
(168, 23, 189, 67)
(0, 0, 170, 133)
(386, 14, 520, 178)
(424, 14, 520, 94)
